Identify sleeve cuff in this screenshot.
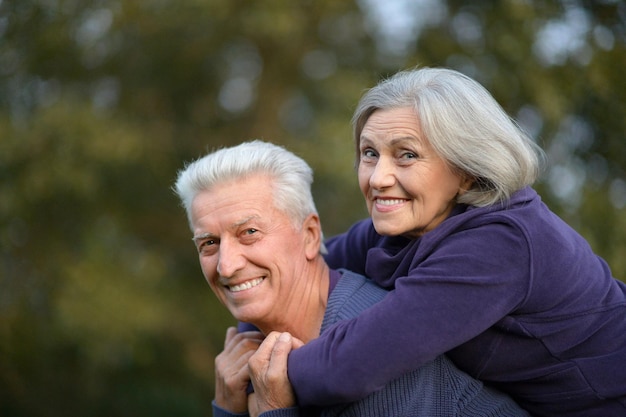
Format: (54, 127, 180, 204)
(211, 400, 250, 417)
(259, 406, 300, 417)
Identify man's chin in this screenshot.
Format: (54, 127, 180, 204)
(230, 309, 262, 326)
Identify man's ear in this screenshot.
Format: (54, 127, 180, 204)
(302, 214, 323, 260)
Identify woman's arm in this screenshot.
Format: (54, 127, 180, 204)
(288, 221, 531, 406)
(323, 219, 378, 276)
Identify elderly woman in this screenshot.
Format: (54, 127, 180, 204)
(284, 68, 626, 417)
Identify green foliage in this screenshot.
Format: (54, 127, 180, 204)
(1, 0, 624, 415)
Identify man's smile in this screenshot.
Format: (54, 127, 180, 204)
(227, 277, 265, 293)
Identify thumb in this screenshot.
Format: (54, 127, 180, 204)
(271, 332, 294, 360)
(289, 335, 305, 350)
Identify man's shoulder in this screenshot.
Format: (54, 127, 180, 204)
(335, 269, 388, 300)
(321, 270, 389, 333)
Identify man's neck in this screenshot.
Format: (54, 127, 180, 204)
(256, 261, 330, 343)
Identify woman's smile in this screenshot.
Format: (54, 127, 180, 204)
(358, 107, 470, 238)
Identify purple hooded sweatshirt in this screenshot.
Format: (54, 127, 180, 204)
(287, 186, 626, 417)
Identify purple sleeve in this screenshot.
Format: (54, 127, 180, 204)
(288, 222, 531, 406)
(323, 219, 376, 275)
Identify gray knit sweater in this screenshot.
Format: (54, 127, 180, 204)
(213, 270, 529, 417)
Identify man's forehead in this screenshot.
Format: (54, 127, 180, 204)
(231, 214, 262, 228)
(193, 214, 263, 237)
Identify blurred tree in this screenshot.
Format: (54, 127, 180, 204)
(0, 0, 624, 415)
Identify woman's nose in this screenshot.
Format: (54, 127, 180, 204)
(369, 158, 396, 189)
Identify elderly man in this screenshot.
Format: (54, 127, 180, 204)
(174, 140, 528, 417)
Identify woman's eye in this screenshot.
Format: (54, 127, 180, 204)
(402, 151, 417, 159)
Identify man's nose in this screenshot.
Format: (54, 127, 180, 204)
(216, 238, 246, 277)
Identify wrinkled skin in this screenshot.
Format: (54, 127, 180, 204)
(214, 327, 264, 413)
(248, 331, 305, 417)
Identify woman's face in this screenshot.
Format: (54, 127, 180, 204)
(358, 107, 471, 238)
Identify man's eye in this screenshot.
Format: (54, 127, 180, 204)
(360, 148, 377, 159)
(198, 239, 218, 254)
(240, 228, 260, 243)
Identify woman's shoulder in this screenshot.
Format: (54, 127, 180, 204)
(417, 188, 544, 261)
(450, 186, 544, 233)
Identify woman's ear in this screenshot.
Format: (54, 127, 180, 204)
(302, 214, 323, 260)
(458, 175, 474, 196)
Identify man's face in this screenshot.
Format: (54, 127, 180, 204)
(190, 174, 309, 326)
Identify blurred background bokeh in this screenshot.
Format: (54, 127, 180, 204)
(1, 0, 625, 415)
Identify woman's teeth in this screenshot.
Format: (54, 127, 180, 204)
(377, 198, 404, 205)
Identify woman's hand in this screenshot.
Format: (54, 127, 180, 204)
(248, 332, 304, 417)
(214, 327, 264, 413)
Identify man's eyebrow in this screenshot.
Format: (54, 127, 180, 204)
(233, 215, 260, 228)
(191, 215, 261, 242)
(191, 232, 216, 243)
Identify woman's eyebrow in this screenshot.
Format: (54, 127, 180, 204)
(360, 135, 422, 146)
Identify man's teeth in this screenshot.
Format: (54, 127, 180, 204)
(377, 199, 404, 206)
(230, 278, 264, 293)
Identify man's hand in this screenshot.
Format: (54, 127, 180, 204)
(248, 331, 304, 417)
(214, 327, 264, 413)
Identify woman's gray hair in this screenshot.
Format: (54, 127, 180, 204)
(174, 140, 321, 231)
(352, 67, 546, 207)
